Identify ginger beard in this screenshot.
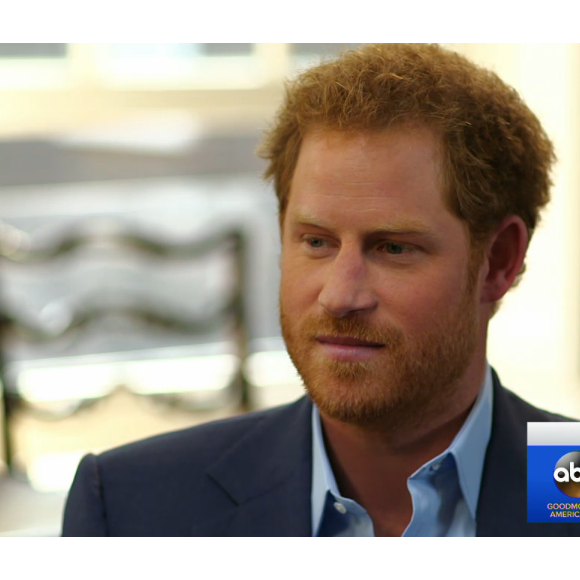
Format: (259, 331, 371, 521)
(280, 260, 481, 432)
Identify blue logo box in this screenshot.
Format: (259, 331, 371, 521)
(528, 423, 580, 523)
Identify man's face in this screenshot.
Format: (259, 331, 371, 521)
(279, 127, 484, 431)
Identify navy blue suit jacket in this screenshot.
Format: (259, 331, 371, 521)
(62, 371, 580, 536)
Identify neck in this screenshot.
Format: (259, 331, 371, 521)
(318, 356, 487, 535)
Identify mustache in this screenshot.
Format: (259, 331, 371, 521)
(299, 314, 405, 348)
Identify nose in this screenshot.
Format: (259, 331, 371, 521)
(318, 245, 378, 318)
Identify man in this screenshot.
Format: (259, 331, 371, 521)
(62, 44, 579, 536)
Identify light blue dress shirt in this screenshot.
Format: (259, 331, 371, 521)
(311, 364, 493, 536)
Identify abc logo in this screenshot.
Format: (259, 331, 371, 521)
(553, 451, 580, 498)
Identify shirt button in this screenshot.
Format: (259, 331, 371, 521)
(432, 463, 441, 471)
(333, 502, 347, 514)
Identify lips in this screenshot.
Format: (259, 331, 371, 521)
(314, 335, 385, 363)
(316, 335, 385, 348)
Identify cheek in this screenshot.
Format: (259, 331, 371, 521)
(384, 271, 468, 330)
(280, 252, 323, 314)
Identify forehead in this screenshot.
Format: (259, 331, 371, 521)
(285, 127, 452, 230)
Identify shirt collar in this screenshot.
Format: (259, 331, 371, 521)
(310, 363, 493, 535)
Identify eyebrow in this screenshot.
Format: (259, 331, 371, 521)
(291, 211, 439, 239)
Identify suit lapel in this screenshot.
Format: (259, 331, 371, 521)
(476, 372, 572, 536)
(195, 396, 313, 536)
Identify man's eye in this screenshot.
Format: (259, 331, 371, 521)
(306, 238, 326, 248)
(381, 242, 406, 255)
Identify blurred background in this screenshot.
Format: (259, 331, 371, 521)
(0, 43, 578, 536)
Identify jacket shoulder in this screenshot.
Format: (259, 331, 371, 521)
(498, 384, 578, 424)
(99, 396, 310, 471)
(64, 396, 313, 536)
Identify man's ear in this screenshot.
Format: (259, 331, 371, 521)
(480, 215, 529, 304)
